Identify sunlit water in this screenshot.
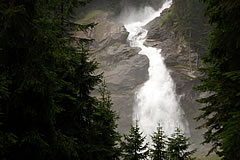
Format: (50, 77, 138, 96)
(123, 0, 189, 144)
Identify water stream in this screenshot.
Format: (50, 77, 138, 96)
(123, 0, 189, 144)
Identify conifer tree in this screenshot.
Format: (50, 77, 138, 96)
(90, 82, 121, 160)
(196, 1, 240, 159)
(0, 0, 120, 160)
(166, 128, 195, 160)
(121, 122, 149, 160)
(150, 123, 167, 160)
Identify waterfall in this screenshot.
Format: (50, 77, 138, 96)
(123, 0, 189, 144)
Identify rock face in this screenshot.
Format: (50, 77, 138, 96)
(75, 13, 149, 134)
(97, 43, 149, 134)
(145, 9, 207, 151)
(120, 0, 166, 10)
(76, 9, 207, 152)
(145, 9, 202, 72)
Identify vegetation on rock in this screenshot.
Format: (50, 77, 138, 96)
(160, 0, 209, 56)
(1, 0, 240, 159)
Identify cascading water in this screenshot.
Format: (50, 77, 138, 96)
(123, 0, 189, 144)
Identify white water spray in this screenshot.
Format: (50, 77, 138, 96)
(123, 0, 189, 144)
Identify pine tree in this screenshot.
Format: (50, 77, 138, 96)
(121, 122, 149, 160)
(196, 1, 240, 159)
(90, 82, 121, 160)
(166, 128, 195, 160)
(150, 123, 167, 160)
(0, 0, 120, 160)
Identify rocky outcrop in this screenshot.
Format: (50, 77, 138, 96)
(145, 9, 207, 151)
(145, 9, 201, 75)
(75, 12, 149, 133)
(99, 46, 149, 133)
(75, 8, 208, 154)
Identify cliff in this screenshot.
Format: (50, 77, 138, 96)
(144, 7, 208, 153)
(75, 12, 149, 133)
(75, 0, 213, 158)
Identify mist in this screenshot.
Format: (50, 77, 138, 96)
(122, 0, 190, 144)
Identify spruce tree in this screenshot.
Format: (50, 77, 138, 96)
(0, 0, 120, 160)
(166, 128, 195, 160)
(150, 123, 167, 160)
(90, 82, 121, 160)
(121, 122, 149, 160)
(196, 1, 240, 159)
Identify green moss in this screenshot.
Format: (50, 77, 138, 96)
(197, 154, 221, 160)
(195, 151, 221, 160)
(172, 65, 191, 70)
(75, 10, 104, 24)
(159, 9, 175, 27)
(112, 42, 123, 48)
(111, 63, 117, 68)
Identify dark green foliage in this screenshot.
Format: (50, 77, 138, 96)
(0, 0, 120, 159)
(166, 128, 195, 160)
(150, 123, 167, 160)
(90, 82, 121, 160)
(121, 122, 149, 160)
(196, 0, 240, 159)
(170, 0, 210, 55)
(121, 124, 195, 160)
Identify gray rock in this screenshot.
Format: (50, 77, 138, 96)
(78, 9, 208, 154)
(145, 8, 208, 152)
(77, 12, 149, 133)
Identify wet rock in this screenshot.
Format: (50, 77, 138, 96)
(145, 8, 207, 151)
(97, 43, 149, 133)
(76, 12, 149, 133)
(76, 9, 207, 153)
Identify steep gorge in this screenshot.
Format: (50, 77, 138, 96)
(75, 0, 210, 156)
